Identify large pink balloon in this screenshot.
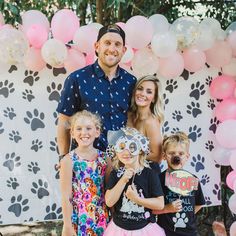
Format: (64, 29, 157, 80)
(226, 171, 236, 190)
(215, 98, 236, 121)
(230, 150, 236, 170)
(182, 47, 206, 72)
(216, 120, 236, 149)
(26, 24, 48, 49)
(24, 47, 46, 71)
(212, 145, 231, 166)
(125, 15, 153, 49)
(85, 52, 96, 66)
(230, 221, 236, 236)
(205, 41, 232, 68)
(51, 9, 80, 43)
(159, 52, 184, 79)
(209, 75, 236, 99)
(227, 31, 236, 57)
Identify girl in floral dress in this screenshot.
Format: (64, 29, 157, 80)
(60, 110, 110, 236)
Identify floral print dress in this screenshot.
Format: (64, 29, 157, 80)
(70, 150, 108, 236)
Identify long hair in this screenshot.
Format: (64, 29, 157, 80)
(130, 75, 164, 124)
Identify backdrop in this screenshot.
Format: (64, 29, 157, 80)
(0, 63, 221, 225)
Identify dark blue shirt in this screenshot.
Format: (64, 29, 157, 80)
(57, 60, 137, 151)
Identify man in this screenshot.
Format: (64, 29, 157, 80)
(56, 24, 137, 160)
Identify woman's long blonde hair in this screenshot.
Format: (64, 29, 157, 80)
(130, 75, 164, 124)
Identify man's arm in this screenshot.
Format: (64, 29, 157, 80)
(57, 113, 71, 156)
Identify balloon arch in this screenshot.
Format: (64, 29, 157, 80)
(0, 9, 236, 231)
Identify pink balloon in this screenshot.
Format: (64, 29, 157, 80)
(212, 145, 231, 166)
(226, 171, 236, 190)
(64, 48, 86, 73)
(182, 47, 206, 72)
(215, 98, 236, 121)
(209, 75, 236, 99)
(216, 120, 236, 149)
(227, 31, 236, 57)
(51, 9, 80, 43)
(0, 24, 13, 30)
(24, 47, 46, 71)
(86, 52, 96, 65)
(205, 41, 232, 68)
(230, 150, 236, 170)
(229, 194, 236, 214)
(230, 221, 236, 236)
(115, 22, 126, 30)
(26, 24, 48, 49)
(125, 15, 153, 49)
(159, 52, 184, 79)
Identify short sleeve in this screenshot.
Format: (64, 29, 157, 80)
(106, 169, 119, 190)
(56, 73, 81, 115)
(149, 169, 164, 197)
(195, 181, 205, 206)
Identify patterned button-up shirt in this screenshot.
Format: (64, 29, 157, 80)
(57, 60, 137, 151)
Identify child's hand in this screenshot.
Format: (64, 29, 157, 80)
(168, 199, 182, 213)
(126, 184, 139, 202)
(121, 168, 134, 183)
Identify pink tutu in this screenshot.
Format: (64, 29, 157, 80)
(104, 220, 166, 236)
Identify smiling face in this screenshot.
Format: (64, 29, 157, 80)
(95, 32, 126, 69)
(135, 80, 156, 108)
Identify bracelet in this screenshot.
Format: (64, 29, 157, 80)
(59, 154, 66, 162)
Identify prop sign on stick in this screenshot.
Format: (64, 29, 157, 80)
(165, 169, 198, 196)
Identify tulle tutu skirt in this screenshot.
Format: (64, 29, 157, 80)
(104, 220, 166, 236)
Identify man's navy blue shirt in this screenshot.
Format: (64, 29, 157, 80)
(57, 60, 137, 151)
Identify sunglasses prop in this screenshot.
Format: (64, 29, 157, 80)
(165, 169, 198, 196)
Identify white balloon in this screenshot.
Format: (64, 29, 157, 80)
(212, 146, 231, 166)
(200, 18, 222, 40)
(149, 14, 169, 34)
(229, 193, 236, 214)
(226, 21, 236, 35)
(230, 221, 236, 236)
(222, 58, 236, 76)
(121, 45, 134, 64)
(0, 12, 4, 25)
(88, 22, 103, 31)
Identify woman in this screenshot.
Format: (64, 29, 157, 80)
(127, 75, 164, 171)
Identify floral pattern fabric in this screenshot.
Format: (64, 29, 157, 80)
(70, 150, 108, 236)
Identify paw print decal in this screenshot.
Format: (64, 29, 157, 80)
(188, 125, 202, 142)
(54, 164, 60, 179)
(31, 179, 49, 199)
(44, 203, 63, 220)
(31, 139, 43, 152)
(163, 93, 169, 106)
(200, 174, 210, 185)
(6, 177, 19, 190)
(171, 127, 180, 134)
(53, 111, 59, 125)
(0, 80, 15, 98)
(23, 70, 40, 86)
(212, 184, 221, 201)
(165, 79, 178, 93)
(189, 81, 205, 100)
(0, 122, 4, 134)
(186, 102, 202, 118)
(3, 152, 21, 171)
(50, 138, 59, 154)
(8, 195, 29, 217)
(191, 154, 205, 172)
(205, 196, 212, 205)
(205, 76, 212, 86)
(28, 162, 40, 174)
(3, 107, 16, 120)
(180, 69, 190, 81)
(47, 82, 62, 102)
(46, 64, 66, 76)
(22, 89, 35, 102)
(0, 214, 2, 224)
(173, 212, 189, 228)
(172, 110, 183, 122)
(207, 99, 216, 110)
(209, 117, 220, 134)
(162, 121, 170, 134)
(205, 140, 214, 151)
(9, 130, 22, 143)
(24, 109, 45, 131)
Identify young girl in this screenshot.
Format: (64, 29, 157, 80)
(60, 110, 109, 236)
(104, 127, 166, 236)
(127, 75, 164, 170)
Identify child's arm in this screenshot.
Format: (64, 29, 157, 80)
(105, 156, 112, 185)
(195, 205, 203, 213)
(126, 184, 164, 210)
(153, 199, 182, 214)
(105, 168, 134, 207)
(59, 155, 75, 236)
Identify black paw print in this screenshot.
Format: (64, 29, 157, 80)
(47, 82, 62, 102)
(213, 160, 221, 169)
(209, 117, 220, 134)
(53, 112, 59, 125)
(180, 69, 190, 81)
(46, 64, 67, 76)
(207, 99, 216, 110)
(3, 107, 16, 120)
(54, 164, 60, 179)
(31, 139, 43, 152)
(163, 93, 169, 106)
(188, 125, 202, 142)
(44, 203, 63, 220)
(186, 102, 202, 118)
(205, 196, 212, 205)
(31, 179, 49, 199)
(165, 79, 178, 93)
(3, 152, 21, 171)
(8, 65, 17, 73)
(171, 127, 180, 134)
(212, 184, 221, 201)
(205, 76, 212, 86)
(0, 214, 2, 224)
(22, 89, 35, 102)
(205, 140, 214, 151)
(6, 177, 19, 190)
(24, 109, 45, 131)
(0, 80, 15, 98)
(191, 154, 205, 172)
(200, 174, 210, 185)
(24, 217, 34, 222)
(50, 138, 59, 154)
(162, 121, 170, 134)
(0, 122, 4, 134)
(9, 130, 22, 143)
(23, 70, 40, 86)
(28, 162, 40, 174)
(189, 81, 206, 100)
(8, 195, 29, 217)
(172, 110, 183, 122)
